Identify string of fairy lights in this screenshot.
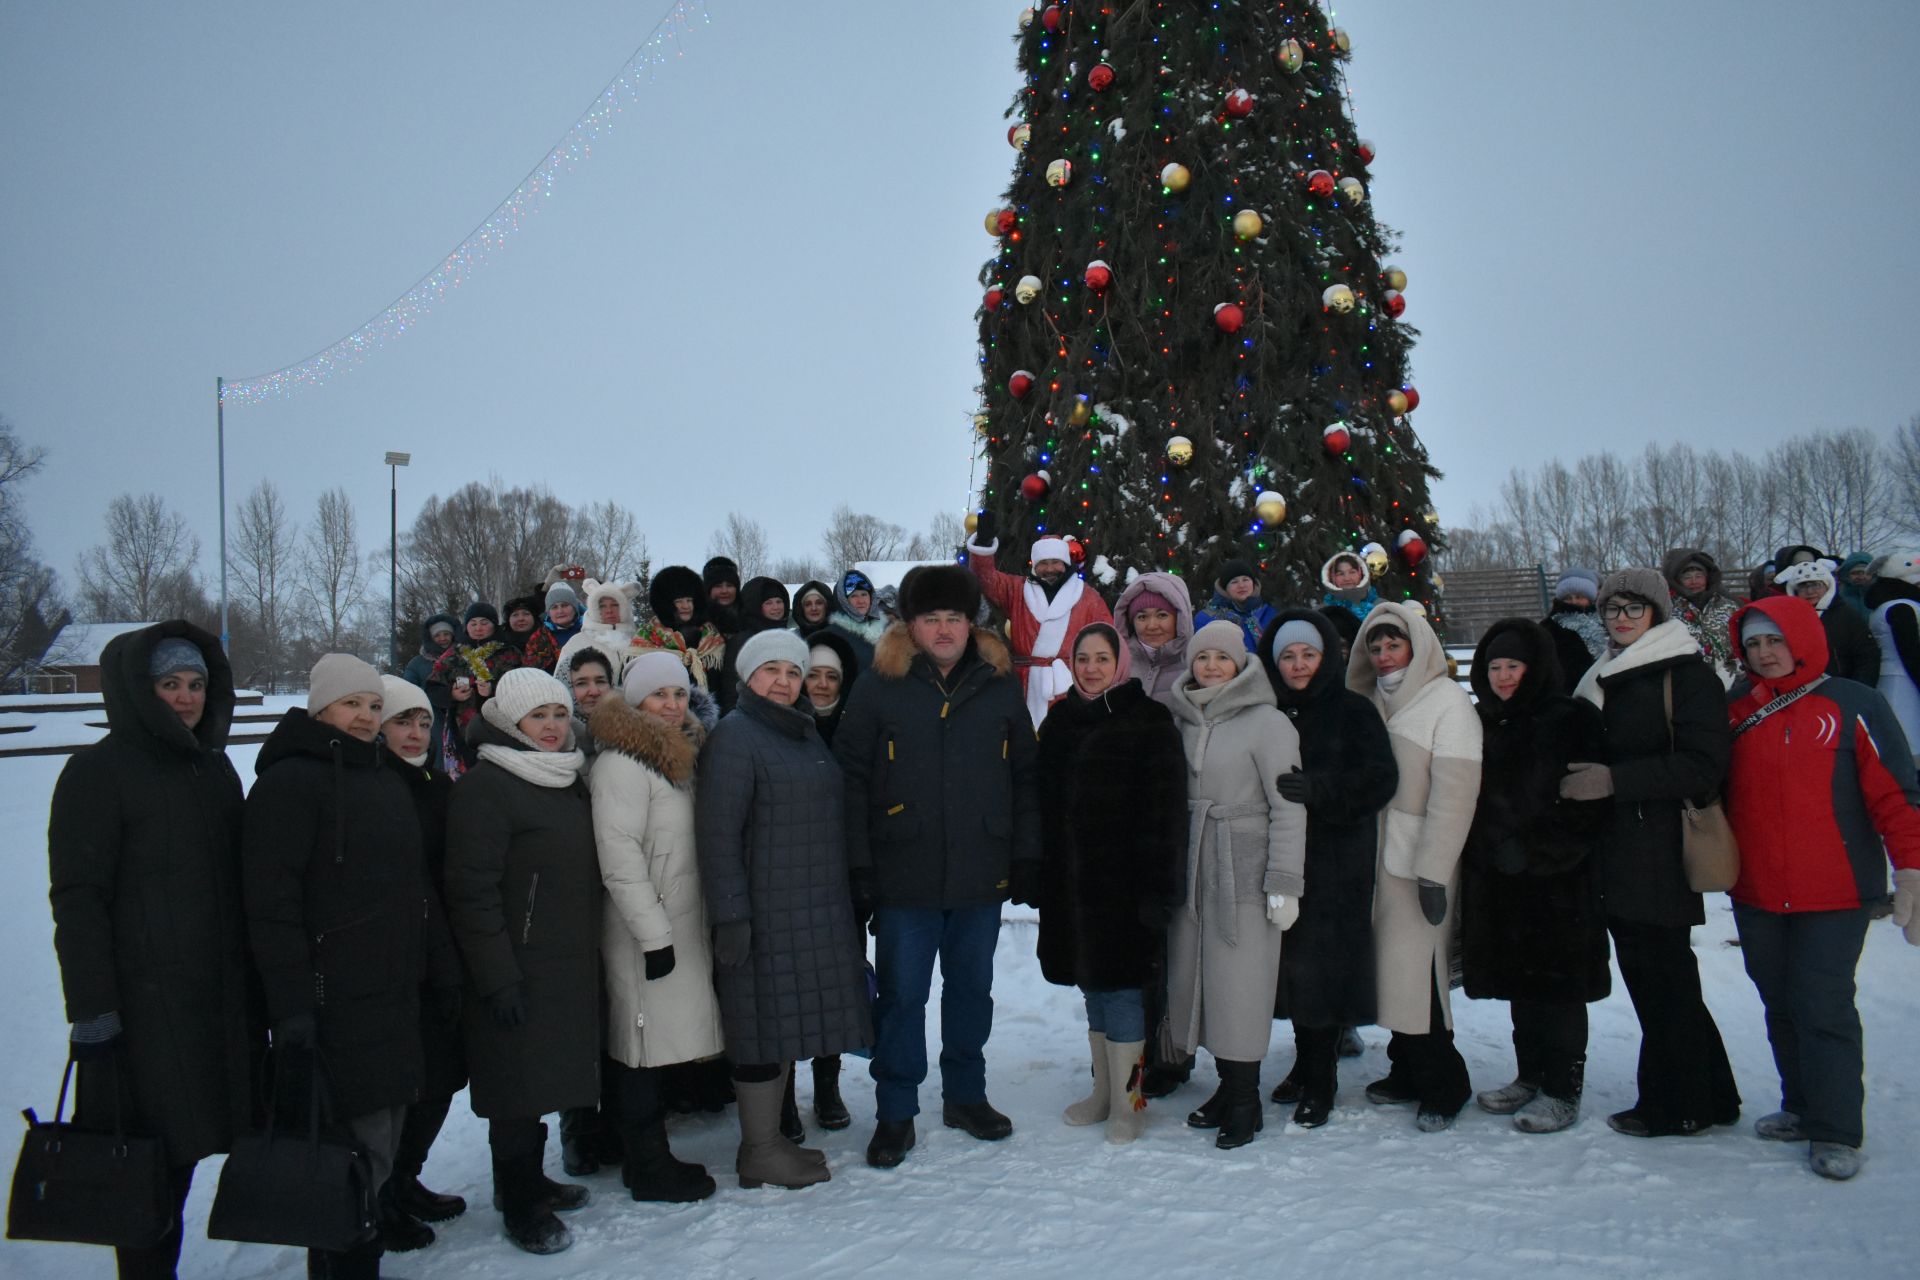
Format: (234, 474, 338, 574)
(220, 0, 709, 408)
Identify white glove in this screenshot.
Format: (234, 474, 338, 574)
(1893, 868, 1920, 948)
(1266, 893, 1300, 931)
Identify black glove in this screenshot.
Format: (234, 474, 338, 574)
(272, 1012, 317, 1051)
(1416, 878, 1448, 927)
(1275, 767, 1311, 806)
(428, 985, 463, 1026)
(1137, 899, 1173, 932)
(68, 1012, 123, 1063)
(1007, 860, 1043, 909)
(972, 510, 997, 545)
(486, 983, 527, 1029)
(849, 867, 877, 920)
(713, 921, 752, 971)
(644, 946, 677, 981)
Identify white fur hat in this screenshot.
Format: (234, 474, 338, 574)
(1031, 537, 1072, 565)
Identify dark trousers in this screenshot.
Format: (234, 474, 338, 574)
(111, 1161, 194, 1280)
(871, 904, 1000, 1122)
(1385, 976, 1472, 1115)
(488, 1116, 549, 1212)
(1733, 903, 1870, 1146)
(1511, 998, 1589, 1101)
(393, 1092, 454, 1182)
(1291, 1023, 1342, 1100)
(1609, 918, 1740, 1127)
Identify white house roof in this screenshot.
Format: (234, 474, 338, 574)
(853, 559, 959, 590)
(47, 621, 153, 666)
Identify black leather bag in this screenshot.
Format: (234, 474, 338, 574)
(7, 1054, 172, 1249)
(207, 1054, 374, 1252)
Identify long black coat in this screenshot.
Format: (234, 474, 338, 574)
(835, 624, 1041, 909)
(1034, 680, 1187, 991)
(1579, 621, 1733, 928)
(383, 751, 467, 1099)
(48, 621, 260, 1166)
(696, 690, 871, 1065)
(1821, 601, 1879, 684)
(1257, 609, 1399, 1028)
(1460, 620, 1611, 1004)
(243, 709, 425, 1118)
(443, 720, 601, 1119)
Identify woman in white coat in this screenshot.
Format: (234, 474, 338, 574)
(1166, 620, 1308, 1149)
(588, 651, 726, 1203)
(1346, 601, 1483, 1132)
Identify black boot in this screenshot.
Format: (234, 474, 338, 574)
(1141, 1052, 1194, 1100)
(812, 1056, 851, 1131)
(494, 1124, 572, 1256)
(619, 1065, 716, 1203)
(559, 1106, 603, 1177)
(309, 1236, 383, 1279)
(388, 1172, 466, 1223)
(1186, 1077, 1230, 1129)
(1214, 1059, 1264, 1150)
(780, 1063, 806, 1144)
(376, 1182, 436, 1252)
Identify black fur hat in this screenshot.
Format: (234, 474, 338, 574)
(898, 564, 982, 621)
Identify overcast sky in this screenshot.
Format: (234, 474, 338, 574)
(4, 0, 1917, 593)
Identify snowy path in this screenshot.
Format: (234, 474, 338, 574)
(2, 749, 1911, 1278)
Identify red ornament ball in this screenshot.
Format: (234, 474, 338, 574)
(1401, 385, 1421, 411)
(1356, 138, 1376, 165)
(1009, 370, 1036, 399)
(993, 208, 1017, 236)
(1020, 471, 1051, 502)
(1306, 169, 1335, 197)
(1083, 259, 1112, 292)
(1321, 423, 1351, 454)
(1065, 535, 1087, 564)
(1213, 302, 1245, 334)
(1088, 63, 1115, 92)
(1383, 290, 1406, 318)
(1224, 88, 1254, 117)
(1041, 4, 1063, 32)
(1396, 529, 1428, 567)
(984, 286, 1005, 311)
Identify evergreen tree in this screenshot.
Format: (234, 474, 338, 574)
(971, 1, 1444, 624)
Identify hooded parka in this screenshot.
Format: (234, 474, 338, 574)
(49, 620, 260, 1166)
(1113, 571, 1195, 705)
(716, 577, 795, 712)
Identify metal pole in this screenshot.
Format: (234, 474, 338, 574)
(216, 377, 230, 653)
(390, 465, 399, 672)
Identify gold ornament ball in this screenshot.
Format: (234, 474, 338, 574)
(1015, 274, 1043, 304)
(1385, 389, 1409, 416)
(965, 512, 979, 534)
(1363, 544, 1390, 578)
(1383, 265, 1408, 291)
(1069, 396, 1092, 427)
(1277, 38, 1304, 73)
(1331, 26, 1352, 53)
(1337, 176, 1366, 204)
(1161, 162, 1191, 193)
(1046, 158, 1073, 187)
(1421, 503, 1440, 527)
(1232, 209, 1263, 240)
(973, 412, 991, 436)
(1322, 283, 1356, 313)
(1254, 490, 1287, 524)
(1167, 435, 1194, 465)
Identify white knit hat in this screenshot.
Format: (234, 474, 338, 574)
(622, 650, 691, 704)
(307, 653, 384, 715)
(808, 643, 844, 676)
(736, 629, 809, 680)
(483, 667, 572, 728)
(379, 675, 431, 724)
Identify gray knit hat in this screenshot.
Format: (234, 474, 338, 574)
(1596, 567, 1673, 624)
(1553, 567, 1601, 603)
(149, 637, 207, 681)
(307, 653, 385, 715)
(1189, 619, 1252, 672)
(545, 581, 583, 613)
(736, 628, 810, 681)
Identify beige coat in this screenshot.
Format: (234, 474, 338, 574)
(1165, 661, 1307, 1060)
(1346, 601, 1483, 1034)
(588, 696, 724, 1069)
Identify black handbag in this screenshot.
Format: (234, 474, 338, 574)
(207, 1053, 375, 1252)
(7, 1053, 172, 1249)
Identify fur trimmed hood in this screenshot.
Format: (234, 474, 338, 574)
(589, 693, 706, 786)
(870, 621, 1013, 680)
(1345, 599, 1451, 716)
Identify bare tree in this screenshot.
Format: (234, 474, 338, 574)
(399, 478, 576, 609)
(228, 480, 299, 690)
(905, 512, 967, 560)
(571, 500, 646, 582)
(819, 504, 906, 568)
(75, 493, 201, 621)
(706, 512, 770, 579)
(1887, 415, 1920, 536)
(1769, 428, 1892, 555)
(1571, 453, 1631, 569)
(769, 556, 826, 584)
(0, 417, 65, 683)
(301, 487, 368, 653)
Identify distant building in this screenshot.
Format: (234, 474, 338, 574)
(42, 621, 154, 693)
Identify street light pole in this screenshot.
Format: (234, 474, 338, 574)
(385, 452, 411, 672)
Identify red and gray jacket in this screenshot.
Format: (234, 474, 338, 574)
(1724, 595, 1920, 913)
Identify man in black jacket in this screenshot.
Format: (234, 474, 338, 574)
(835, 565, 1042, 1169)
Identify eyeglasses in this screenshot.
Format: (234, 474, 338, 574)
(1601, 601, 1649, 620)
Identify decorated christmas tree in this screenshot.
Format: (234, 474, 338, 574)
(971, 1, 1444, 623)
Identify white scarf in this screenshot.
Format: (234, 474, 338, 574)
(477, 717, 586, 788)
(1572, 618, 1703, 710)
(400, 750, 429, 769)
(1022, 575, 1085, 724)
(1376, 668, 1409, 695)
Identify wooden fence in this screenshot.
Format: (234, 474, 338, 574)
(1439, 567, 1550, 648)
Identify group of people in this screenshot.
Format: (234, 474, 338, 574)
(43, 526, 1920, 1277)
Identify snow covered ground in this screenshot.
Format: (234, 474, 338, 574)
(2, 744, 1914, 1279)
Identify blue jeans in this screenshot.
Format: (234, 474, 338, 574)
(1082, 987, 1146, 1042)
(870, 905, 1001, 1123)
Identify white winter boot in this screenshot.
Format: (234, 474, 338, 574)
(1104, 1040, 1147, 1144)
(1065, 1031, 1110, 1126)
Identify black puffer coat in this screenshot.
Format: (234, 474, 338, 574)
(1460, 620, 1611, 1004)
(695, 689, 871, 1065)
(443, 718, 601, 1119)
(383, 751, 467, 1098)
(835, 624, 1042, 909)
(243, 709, 425, 1118)
(1034, 679, 1187, 990)
(1256, 608, 1399, 1028)
(49, 620, 260, 1165)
